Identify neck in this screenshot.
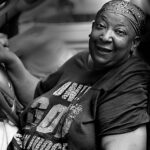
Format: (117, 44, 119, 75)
(87, 54, 131, 71)
(87, 55, 107, 71)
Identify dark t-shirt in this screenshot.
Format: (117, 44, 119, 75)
(8, 52, 150, 150)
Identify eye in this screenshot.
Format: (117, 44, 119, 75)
(115, 29, 126, 36)
(95, 23, 106, 30)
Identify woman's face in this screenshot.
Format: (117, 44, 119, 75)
(89, 11, 139, 69)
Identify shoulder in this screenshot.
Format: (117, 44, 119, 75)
(116, 56, 150, 86)
(59, 51, 89, 70)
(65, 51, 89, 63)
(95, 57, 150, 90)
(119, 56, 150, 77)
(125, 56, 150, 70)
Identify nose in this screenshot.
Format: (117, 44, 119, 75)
(99, 29, 113, 42)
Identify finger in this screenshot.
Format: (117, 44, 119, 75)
(0, 43, 9, 51)
(0, 33, 8, 47)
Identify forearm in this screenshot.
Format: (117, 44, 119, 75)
(5, 53, 39, 106)
(101, 125, 147, 150)
(0, 34, 39, 106)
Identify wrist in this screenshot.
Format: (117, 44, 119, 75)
(5, 52, 21, 70)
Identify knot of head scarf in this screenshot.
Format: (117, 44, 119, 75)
(97, 0, 145, 35)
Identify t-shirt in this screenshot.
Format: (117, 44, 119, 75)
(8, 52, 150, 150)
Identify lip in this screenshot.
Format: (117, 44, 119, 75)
(96, 45, 112, 54)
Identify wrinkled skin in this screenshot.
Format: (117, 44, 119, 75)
(88, 11, 140, 70)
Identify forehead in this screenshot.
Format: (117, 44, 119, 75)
(96, 11, 134, 29)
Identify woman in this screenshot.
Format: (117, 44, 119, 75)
(0, 0, 149, 149)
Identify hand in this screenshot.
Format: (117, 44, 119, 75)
(0, 33, 9, 48)
(0, 33, 17, 65)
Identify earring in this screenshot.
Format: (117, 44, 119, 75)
(89, 34, 91, 38)
(130, 50, 133, 56)
(130, 46, 136, 56)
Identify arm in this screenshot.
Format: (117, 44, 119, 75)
(0, 43, 39, 107)
(95, 59, 150, 150)
(101, 125, 147, 150)
(7, 54, 39, 106)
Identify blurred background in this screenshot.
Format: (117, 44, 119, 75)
(0, 0, 149, 79)
(9, 0, 111, 79)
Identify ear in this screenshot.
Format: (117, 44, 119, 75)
(89, 21, 95, 38)
(131, 36, 141, 54)
(92, 20, 95, 29)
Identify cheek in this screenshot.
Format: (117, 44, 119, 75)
(91, 30, 102, 39)
(114, 38, 132, 51)
(89, 37, 96, 49)
(114, 42, 132, 59)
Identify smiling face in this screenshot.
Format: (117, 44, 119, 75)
(89, 11, 140, 69)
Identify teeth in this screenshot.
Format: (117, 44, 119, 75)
(97, 47, 112, 53)
(101, 49, 109, 52)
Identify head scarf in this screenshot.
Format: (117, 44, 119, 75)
(96, 0, 145, 35)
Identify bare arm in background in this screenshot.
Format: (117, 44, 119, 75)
(0, 34, 39, 106)
(101, 125, 147, 150)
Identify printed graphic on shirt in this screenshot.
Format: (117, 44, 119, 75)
(22, 134, 68, 150)
(20, 81, 91, 150)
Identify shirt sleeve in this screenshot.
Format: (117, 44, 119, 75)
(96, 70, 150, 136)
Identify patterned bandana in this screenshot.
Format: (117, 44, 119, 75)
(96, 0, 145, 35)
